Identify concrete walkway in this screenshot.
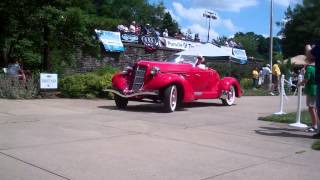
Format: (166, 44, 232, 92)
(0, 96, 319, 180)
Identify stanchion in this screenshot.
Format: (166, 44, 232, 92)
(289, 74, 308, 128)
(274, 74, 286, 115)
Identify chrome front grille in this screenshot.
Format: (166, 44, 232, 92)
(132, 65, 146, 91)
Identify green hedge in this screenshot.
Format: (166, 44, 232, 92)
(59, 67, 117, 98)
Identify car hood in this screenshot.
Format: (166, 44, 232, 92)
(137, 60, 193, 73)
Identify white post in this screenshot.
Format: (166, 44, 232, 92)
(290, 74, 308, 128)
(274, 75, 286, 115)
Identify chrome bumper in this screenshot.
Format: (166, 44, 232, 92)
(103, 89, 159, 98)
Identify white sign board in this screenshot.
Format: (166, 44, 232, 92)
(161, 37, 201, 50)
(40, 73, 58, 89)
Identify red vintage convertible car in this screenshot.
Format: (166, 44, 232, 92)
(105, 55, 242, 112)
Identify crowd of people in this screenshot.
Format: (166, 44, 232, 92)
(117, 21, 202, 42)
(250, 44, 320, 138)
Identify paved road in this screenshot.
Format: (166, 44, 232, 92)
(0, 96, 319, 180)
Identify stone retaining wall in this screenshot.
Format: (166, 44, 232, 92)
(72, 43, 263, 74)
(73, 43, 180, 73)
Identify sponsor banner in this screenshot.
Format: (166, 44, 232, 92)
(121, 33, 139, 43)
(221, 46, 247, 64)
(95, 29, 124, 52)
(40, 73, 58, 89)
(141, 35, 160, 47)
(232, 48, 247, 61)
(161, 37, 201, 50)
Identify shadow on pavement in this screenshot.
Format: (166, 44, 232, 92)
(98, 101, 225, 113)
(255, 126, 311, 139)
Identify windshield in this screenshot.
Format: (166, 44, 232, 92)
(165, 55, 197, 65)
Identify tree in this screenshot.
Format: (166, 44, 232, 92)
(161, 12, 179, 36)
(281, 0, 320, 58)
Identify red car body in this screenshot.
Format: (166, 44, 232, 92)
(105, 55, 242, 112)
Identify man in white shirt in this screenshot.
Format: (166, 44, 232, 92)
(129, 21, 136, 33)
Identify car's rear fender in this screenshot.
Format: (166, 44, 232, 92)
(219, 77, 242, 97)
(143, 73, 195, 102)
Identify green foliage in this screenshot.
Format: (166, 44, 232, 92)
(0, 0, 173, 72)
(233, 32, 282, 61)
(312, 140, 320, 150)
(240, 78, 252, 89)
(161, 12, 179, 36)
(59, 66, 116, 98)
(282, 0, 320, 58)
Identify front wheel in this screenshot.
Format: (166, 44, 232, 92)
(163, 85, 178, 112)
(115, 95, 128, 109)
(221, 86, 236, 106)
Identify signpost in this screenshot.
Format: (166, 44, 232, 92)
(40, 73, 58, 89)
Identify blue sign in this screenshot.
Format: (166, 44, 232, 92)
(121, 33, 139, 43)
(95, 29, 124, 52)
(232, 48, 247, 64)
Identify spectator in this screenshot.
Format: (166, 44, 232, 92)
(307, 44, 320, 138)
(298, 56, 318, 132)
(129, 21, 136, 33)
(252, 67, 259, 88)
(271, 61, 281, 94)
(143, 24, 152, 35)
(258, 67, 264, 86)
(163, 28, 168, 37)
(117, 24, 129, 32)
(262, 64, 271, 88)
(7, 58, 25, 81)
(194, 33, 200, 42)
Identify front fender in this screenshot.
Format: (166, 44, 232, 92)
(112, 73, 128, 90)
(219, 77, 242, 97)
(143, 73, 195, 102)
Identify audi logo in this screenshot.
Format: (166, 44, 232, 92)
(141, 36, 159, 46)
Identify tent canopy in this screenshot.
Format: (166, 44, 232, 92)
(285, 55, 308, 65)
(176, 43, 247, 64)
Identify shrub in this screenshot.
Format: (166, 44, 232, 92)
(59, 69, 116, 98)
(0, 74, 39, 99)
(240, 78, 252, 89)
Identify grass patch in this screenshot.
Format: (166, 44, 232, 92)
(243, 88, 270, 96)
(258, 110, 311, 125)
(259, 111, 320, 150)
(312, 140, 320, 150)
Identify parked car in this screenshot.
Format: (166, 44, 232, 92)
(105, 55, 242, 112)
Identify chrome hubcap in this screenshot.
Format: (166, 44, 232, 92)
(170, 86, 177, 110)
(226, 87, 235, 104)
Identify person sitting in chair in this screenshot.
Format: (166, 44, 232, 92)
(196, 55, 206, 69)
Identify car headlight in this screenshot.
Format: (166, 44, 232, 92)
(121, 66, 133, 75)
(150, 66, 161, 75)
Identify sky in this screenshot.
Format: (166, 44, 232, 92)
(149, 0, 302, 40)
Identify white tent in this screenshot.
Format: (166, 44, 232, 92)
(177, 43, 229, 57)
(176, 43, 247, 64)
(285, 55, 308, 65)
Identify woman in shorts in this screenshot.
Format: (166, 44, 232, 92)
(299, 57, 318, 132)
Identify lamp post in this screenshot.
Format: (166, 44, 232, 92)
(269, 0, 274, 90)
(203, 11, 217, 42)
